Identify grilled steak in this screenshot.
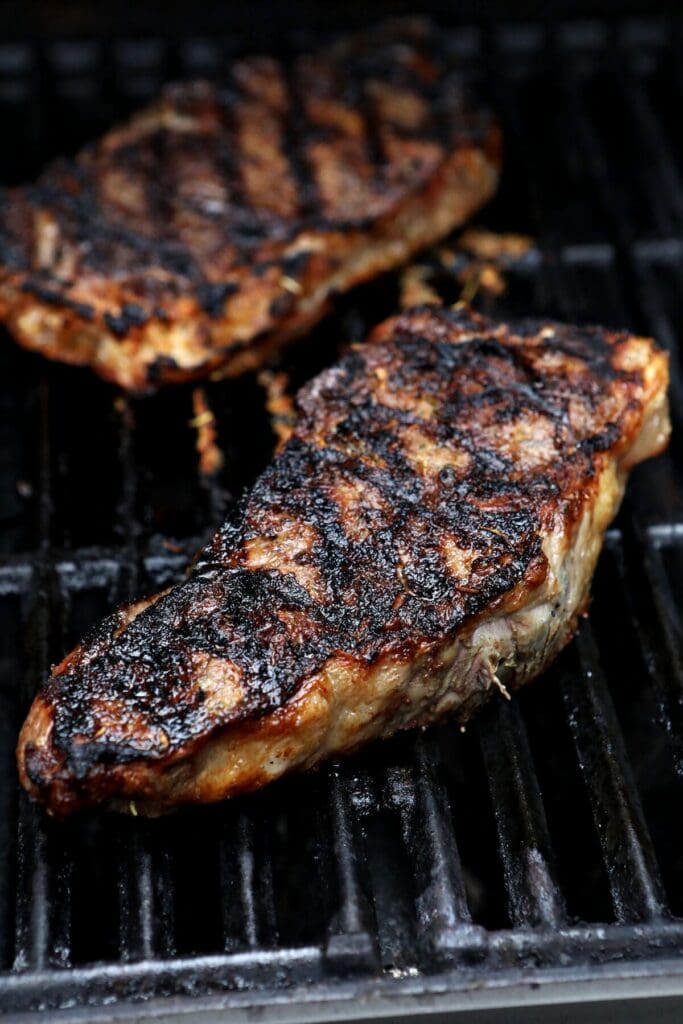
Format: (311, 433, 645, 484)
(0, 22, 500, 390)
(17, 306, 670, 817)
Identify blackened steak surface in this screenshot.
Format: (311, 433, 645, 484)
(17, 306, 669, 815)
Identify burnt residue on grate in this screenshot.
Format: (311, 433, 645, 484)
(0, 15, 682, 1020)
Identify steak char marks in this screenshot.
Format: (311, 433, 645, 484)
(17, 306, 670, 816)
(0, 22, 500, 389)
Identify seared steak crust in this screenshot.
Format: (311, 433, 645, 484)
(0, 22, 500, 390)
(17, 306, 669, 815)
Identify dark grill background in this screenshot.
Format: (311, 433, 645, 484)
(1, 14, 683, 1021)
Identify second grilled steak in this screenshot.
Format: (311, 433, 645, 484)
(17, 306, 669, 816)
(0, 21, 500, 390)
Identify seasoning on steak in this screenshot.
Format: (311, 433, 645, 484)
(0, 21, 500, 390)
(17, 306, 670, 816)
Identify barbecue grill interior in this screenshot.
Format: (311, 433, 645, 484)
(0, 10, 682, 1022)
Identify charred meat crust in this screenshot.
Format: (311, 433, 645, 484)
(0, 21, 500, 390)
(16, 306, 669, 815)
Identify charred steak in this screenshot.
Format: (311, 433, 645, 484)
(0, 22, 500, 390)
(17, 306, 670, 816)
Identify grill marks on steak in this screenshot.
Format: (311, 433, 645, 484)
(0, 21, 500, 389)
(17, 306, 670, 816)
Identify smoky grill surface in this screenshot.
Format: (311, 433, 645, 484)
(1, 14, 683, 1022)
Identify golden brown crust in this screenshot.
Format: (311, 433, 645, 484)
(16, 306, 670, 816)
(0, 22, 500, 390)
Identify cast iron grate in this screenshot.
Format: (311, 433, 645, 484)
(0, 14, 682, 1020)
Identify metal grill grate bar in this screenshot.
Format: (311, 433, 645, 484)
(390, 734, 485, 962)
(117, 836, 155, 962)
(14, 584, 51, 974)
(153, 843, 176, 959)
(13, 379, 67, 973)
(113, 397, 158, 963)
(218, 806, 278, 954)
(237, 812, 278, 949)
(235, 814, 266, 949)
(479, 702, 567, 929)
(562, 625, 667, 922)
(324, 762, 377, 971)
(12, 804, 49, 973)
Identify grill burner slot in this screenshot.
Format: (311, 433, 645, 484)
(0, 14, 682, 1021)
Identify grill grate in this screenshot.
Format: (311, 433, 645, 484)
(1, 15, 683, 1021)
